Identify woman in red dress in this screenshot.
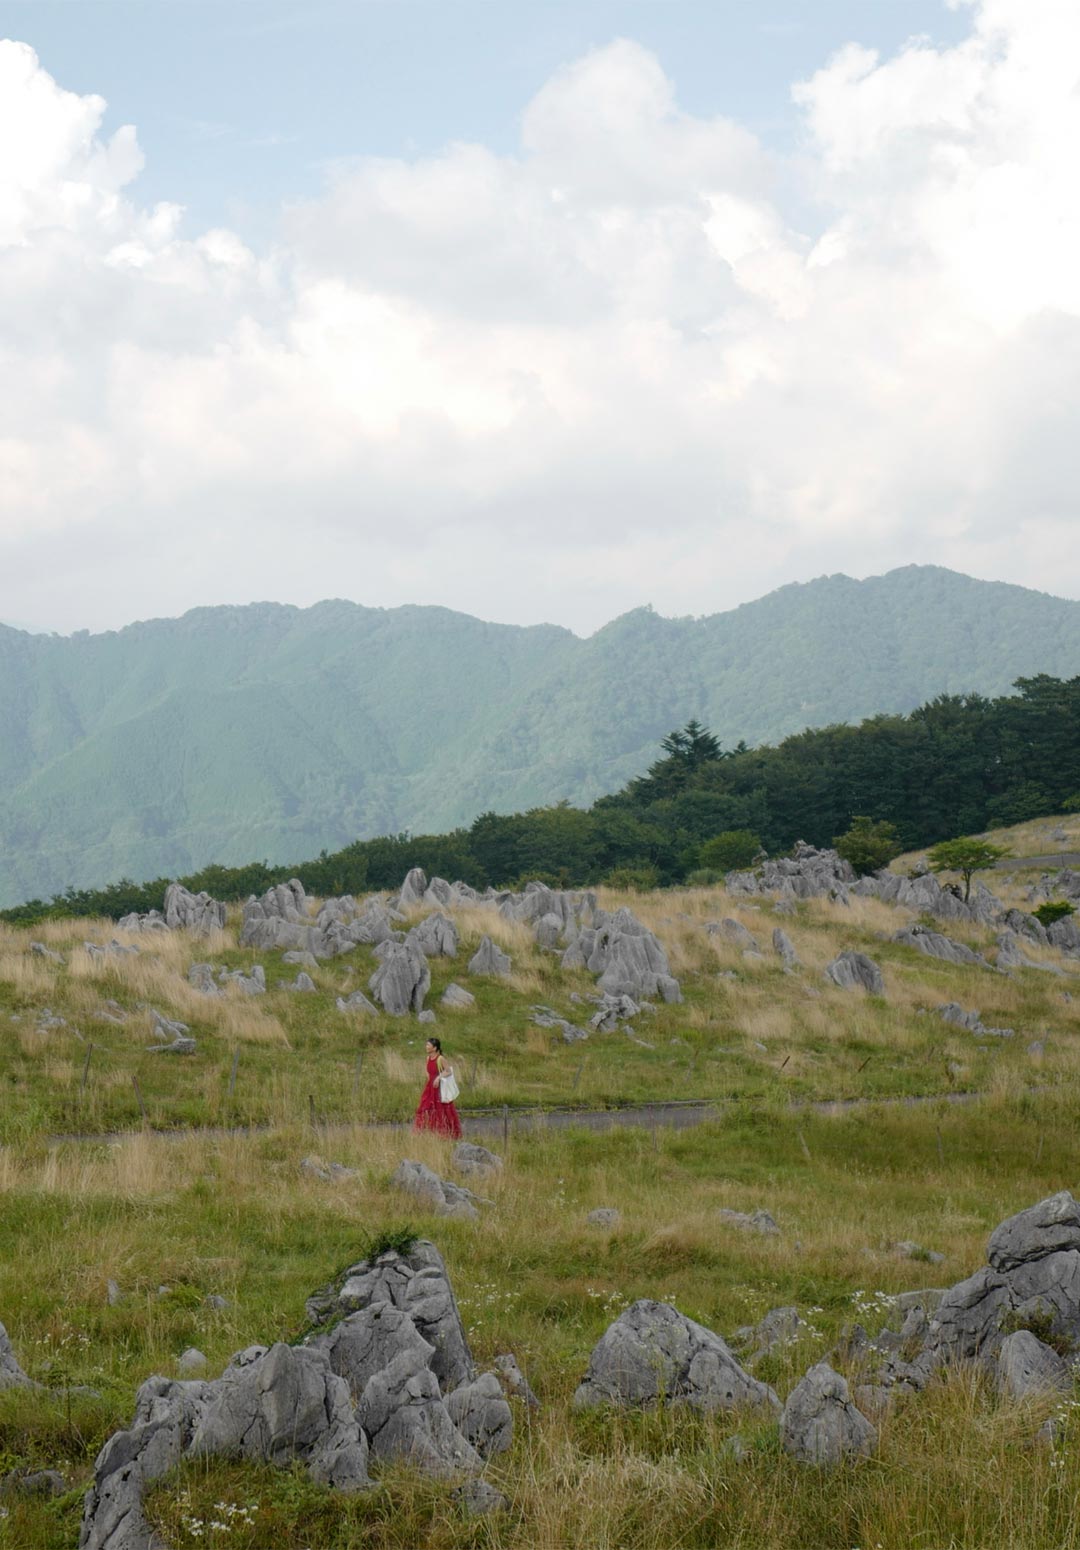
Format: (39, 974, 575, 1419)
(413, 1037, 462, 1138)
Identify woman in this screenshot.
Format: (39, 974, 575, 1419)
(413, 1036, 462, 1138)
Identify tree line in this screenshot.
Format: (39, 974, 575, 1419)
(4, 675, 1077, 925)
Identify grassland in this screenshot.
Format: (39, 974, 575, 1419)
(2, 818, 1080, 1548)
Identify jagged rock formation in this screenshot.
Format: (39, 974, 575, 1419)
(996, 930, 1063, 974)
(336, 990, 380, 1015)
(573, 1299, 779, 1415)
(562, 907, 681, 1003)
(824, 951, 884, 994)
(707, 918, 760, 951)
(218, 965, 266, 996)
(390, 1160, 488, 1221)
(772, 927, 800, 969)
(79, 1345, 369, 1550)
(0, 1321, 38, 1391)
(936, 1003, 1014, 1038)
(893, 925, 987, 967)
(118, 883, 226, 937)
(369, 939, 431, 1015)
(468, 935, 512, 978)
(408, 912, 460, 958)
(79, 1240, 512, 1547)
(440, 983, 475, 1009)
(780, 1363, 876, 1465)
(726, 842, 854, 903)
(995, 1330, 1070, 1399)
(853, 869, 1002, 925)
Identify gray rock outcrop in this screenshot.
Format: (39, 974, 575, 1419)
(893, 925, 986, 967)
(390, 1160, 485, 1221)
(772, 928, 800, 969)
(996, 931, 1063, 974)
(336, 990, 380, 1015)
(187, 962, 221, 997)
(79, 1346, 369, 1550)
(440, 982, 475, 1009)
(409, 912, 460, 959)
(369, 939, 430, 1015)
(727, 842, 854, 904)
(824, 951, 884, 995)
(444, 1371, 513, 1457)
(452, 1143, 502, 1179)
(468, 936, 512, 978)
(853, 869, 1001, 925)
(780, 1363, 876, 1465)
(995, 1330, 1070, 1399)
(707, 918, 760, 951)
(567, 907, 681, 1003)
(0, 1321, 37, 1391)
(573, 1299, 779, 1416)
(163, 883, 227, 935)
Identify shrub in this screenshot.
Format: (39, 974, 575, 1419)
(1033, 900, 1076, 928)
(602, 864, 661, 891)
(834, 815, 902, 876)
(697, 830, 761, 873)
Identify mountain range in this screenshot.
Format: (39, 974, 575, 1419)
(1, 564, 1079, 907)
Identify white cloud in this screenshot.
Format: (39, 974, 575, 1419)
(0, 10, 1079, 634)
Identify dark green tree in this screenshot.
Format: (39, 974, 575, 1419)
(834, 816, 902, 876)
(927, 838, 1010, 901)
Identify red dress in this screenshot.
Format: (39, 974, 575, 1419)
(414, 1056, 462, 1137)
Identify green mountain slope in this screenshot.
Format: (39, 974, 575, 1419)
(1, 566, 1078, 905)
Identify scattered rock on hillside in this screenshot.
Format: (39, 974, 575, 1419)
(573, 1299, 780, 1416)
(717, 1208, 781, 1237)
(707, 918, 760, 951)
(390, 1160, 487, 1221)
(1, 1468, 68, 1499)
(187, 962, 222, 996)
(587, 1208, 620, 1228)
(409, 912, 460, 959)
(336, 990, 379, 1015)
(280, 971, 316, 993)
(936, 1003, 1014, 1038)
(893, 925, 987, 967)
(441, 983, 475, 1009)
(445, 1371, 514, 1457)
(218, 965, 266, 995)
(468, 936, 512, 978)
(772, 928, 800, 969)
(29, 941, 64, 964)
(454, 1478, 509, 1515)
(369, 939, 431, 1015)
(995, 1331, 1071, 1400)
(780, 1362, 876, 1465)
(0, 1321, 38, 1391)
(494, 1353, 540, 1409)
(566, 907, 681, 1003)
(996, 931, 1063, 975)
(854, 870, 1001, 925)
(452, 1143, 502, 1179)
(727, 842, 854, 904)
(824, 951, 884, 995)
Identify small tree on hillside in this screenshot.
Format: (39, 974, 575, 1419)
(834, 816, 901, 877)
(698, 829, 762, 874)
(927, 838, 1010, 901)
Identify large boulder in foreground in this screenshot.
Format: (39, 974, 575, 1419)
(780, 1362, 876, 1465)
(573, 1299, 778, 1416)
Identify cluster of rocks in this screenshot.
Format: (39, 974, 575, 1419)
(390, 1158, 494, 1222)
(935, 1003, 1015, 1039)
(727, 842, 855, 904)
(188, 962, 267, 997)
(118, 884, 226, 937)
(78, 1239, 519, 1548)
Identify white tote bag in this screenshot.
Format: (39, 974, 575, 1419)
(438, 1066, 460, 1103)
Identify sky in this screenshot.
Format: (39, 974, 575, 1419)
(1, 0, 1078, 637)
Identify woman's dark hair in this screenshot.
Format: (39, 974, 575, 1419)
(427, 1036, 443, 1053)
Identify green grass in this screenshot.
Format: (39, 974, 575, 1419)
(2, 870, 1080, 1547)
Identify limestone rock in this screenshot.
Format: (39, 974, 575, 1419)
(780, 1362, 876, 1465)
(218, 965, 266, 996)
(164, 883, 227, 936)
(409, 912, 460, 959)
(0, 1320, 36, 1391)
(894, 925, 986, 967)
(369, 940, 430, 1016)
(453, 1478, 509, 1515)
(824, 951, 884, 995)
(772, 928, 800, 969)
(996, 931, 1063, 974)
(573, 1299, 779, 1415)
(468, 935, 512, 978)
(494, 1352, 540, 1409)
(177, 1349, 207, 1377)
(707, 918, 760, 951)
(441, 982, 475, 1009)
(280, 971, 316, 993)
(29, 941, 64, 964)
(359, 1349, 482, 1476)
(336, 990, 379, 1015)
(396, 867, 429, 910)
(445, 1371, 513, 1456)
(995, 1331, 1070, 1399)
(727, 842, 854, 904)
(187, 962, 221, 997)
(585, 908, 681, 1003)
(587, 1208, 620, 1228)
(987, 1191, 1080, 1272)
(391, 1160, 484, 1221)
(452, 1142, 502, 1179)
(717, 1207, 780, 1236)
(304, 1239, 474, 1395)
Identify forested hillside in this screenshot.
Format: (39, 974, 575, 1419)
(8, 673, 1078, 922)
(2, 565, 1079, 906)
